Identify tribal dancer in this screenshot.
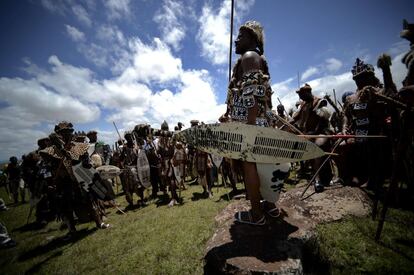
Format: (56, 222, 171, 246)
(186, 120, 199, 181)
(219, 21, 276, 225)
(172, 141, 187, 191)
(194, 149, 212, 198)
(34, 137, 56, 226)
(4, 156, 23, 204)
(157, 121, 179, 207)
(291, 84, 332, 192)
(120, 132, 145, 208)
(40, 122, 109, 240)
(340, 59, 394, 192)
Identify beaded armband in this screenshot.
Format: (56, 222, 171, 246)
(240, 71, 269, 108)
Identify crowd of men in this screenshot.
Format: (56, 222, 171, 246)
(0, 118, 235, 241)
(1, 19, 413, 240)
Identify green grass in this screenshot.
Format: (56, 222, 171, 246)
(1, 180, 414, 274)
(310, 207, 414, 274)
(0, 181, 237, 275)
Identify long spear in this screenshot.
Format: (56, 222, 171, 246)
(113, 121, 123, 141)
(333, 89, 338, 108)
(228, 0, 235, 82)
(297, 134, 387, 139)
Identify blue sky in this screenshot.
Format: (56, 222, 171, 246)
(0, 0, 413, 161)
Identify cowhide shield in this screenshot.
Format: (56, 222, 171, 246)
(96, 165, 121, 180)
(257, 162, 291, 203)
(137, 149, 151, 188)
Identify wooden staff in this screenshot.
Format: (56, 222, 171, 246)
(273, 112, 304, 135)
(109, 200, 126, 215)
(375, 133, 402, 240)
(324, 94, 341, 114)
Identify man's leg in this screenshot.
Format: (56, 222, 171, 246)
(10, 180, 19, 203)
(312, 137, 332, 192)
(242, 162, 264, 221)
(150, 167, 159, 197)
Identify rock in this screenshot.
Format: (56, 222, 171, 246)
(204, 186, 371, 274)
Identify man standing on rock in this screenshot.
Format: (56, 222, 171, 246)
(219, 21, 276, 225)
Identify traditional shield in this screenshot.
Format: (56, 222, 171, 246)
(72, 163, 97, 192)
(88, 143, 95, 157)
(96, 165, 121, 180)
(72, 163, 113, 200)
(173, 165, 182, 182)
(177, 122, 325, 163)
(211, 154, 223, 168)
(137, 149, 151, 188)
(257, 163, 290, 203)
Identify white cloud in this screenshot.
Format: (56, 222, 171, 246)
(65, 24, 85, 41)
(96, 25, 126, 45)
(301, 66, 319, 81)
(154, 0, 187, 49)
(197, 0, 255, 65)
(102, 81, 152, 110)
(23, 56, 151, 112)
(109, 40, 226, 129)
(0, 73, 100, 160)
(0, 123, 48, 161)
(36, 56, 102, 102)
(40, 0, 69, 15)
(197, 1, 231, 65)
(72, 25, 130, 73)
(0, 77, 100, 123)
(72, 4, 92, 27)
(234, 0, 256, 14)
(84, 0, 97, 11)
(103, 0, 131, 20)
(325, 58, 342, 72)
(150, 70, 219, 120)
(118, 38, 182, 84)
(40, 1, 94, 28)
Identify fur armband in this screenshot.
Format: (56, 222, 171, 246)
(241, 71, 270, 89)
(242, 84, 266, 97)
(315, 107, 331, 120)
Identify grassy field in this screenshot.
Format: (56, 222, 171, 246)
(1, 178, 414, 274)
(0, 180, 237, 275)
(309, 207, 414, 274)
